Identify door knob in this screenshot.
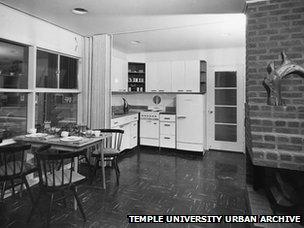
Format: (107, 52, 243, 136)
(209, 110, 213, 114)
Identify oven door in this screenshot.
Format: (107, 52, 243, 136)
(140, 120, 159, 139)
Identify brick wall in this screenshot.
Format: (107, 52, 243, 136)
(246, 0, 304, 171)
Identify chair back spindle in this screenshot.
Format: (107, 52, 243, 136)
(0, 144, 31, 181)
(36, 145, 84, 189)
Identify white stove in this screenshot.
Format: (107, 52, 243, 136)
(140, 111, 160, 120)
(140, 111, 160, 147)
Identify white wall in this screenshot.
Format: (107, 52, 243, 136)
(112, 93, 176, 108)
(0, 4, 83, 57)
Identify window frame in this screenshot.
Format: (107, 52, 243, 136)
(0, 41, 83, 142)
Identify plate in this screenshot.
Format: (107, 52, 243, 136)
(25, 133, 48, 138)
(60, 136, 83, 142)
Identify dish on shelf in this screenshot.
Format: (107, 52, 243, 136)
(60, 136, 83, 142)
(25, 133, 48, 138)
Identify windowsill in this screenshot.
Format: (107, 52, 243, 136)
(0, 138, 16, 146)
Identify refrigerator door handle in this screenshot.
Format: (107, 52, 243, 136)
(177, 115, 186, 119)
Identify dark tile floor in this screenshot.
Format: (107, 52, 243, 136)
(1, 147, 249, 228)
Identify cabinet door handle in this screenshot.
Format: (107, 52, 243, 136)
(151, 90, 157, 92)
(178, 90, 183, 92)
(164, 124, 171, 126)
(186, 90, 192, 92)
(164, 137, 170, 139)
(153, 123, 157, 125)
(177, 116, 186, 119)
(159, 90, 164, 92)
(164, 117, 170, 120)
(114, 121, 118, 124)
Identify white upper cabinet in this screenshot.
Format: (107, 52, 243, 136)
(137, 60, 200, 93)
(111, 56, 127, 92)
(171, 61, 185, 92)
(171, 60, 199, 92)
(147, 61, 172, 92)
(157, 61, 172, 92)
(146, 62, 158, 92)
(184, 60, 200, 92)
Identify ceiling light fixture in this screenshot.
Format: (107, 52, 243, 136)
(72, 8, 88, 15)
(131, 41, 141, 45)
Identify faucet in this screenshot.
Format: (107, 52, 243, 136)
(122, 97, 129, 114)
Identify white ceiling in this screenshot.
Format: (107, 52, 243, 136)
(114, 14, 246, 53)
(0, 0, 246, 36)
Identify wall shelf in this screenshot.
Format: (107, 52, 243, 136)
(128, 62, 145, 92)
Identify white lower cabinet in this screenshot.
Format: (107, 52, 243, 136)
(111, 114, 139, 151)
(159, 114, 176, 149)
(129, 121, 138, 148)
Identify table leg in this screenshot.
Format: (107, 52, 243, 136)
(74, 157, 78, 210)
(100, 150, 106, 189)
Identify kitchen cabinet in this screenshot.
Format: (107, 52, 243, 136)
(128, 62, 145, 92)
(171, 61, 185, 92)
(129, 120, 138, 148)
(172, 60, 199, 92)
(111, 56, 127, 92)
(111, 113, 139, 151)
(184, 60, 200, 92)
(159, 114, 176, 149)
(146, 61, 172, 92)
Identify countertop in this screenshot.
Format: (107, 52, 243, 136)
(159, 112, 176, 115)
(111, 111, 140, 119)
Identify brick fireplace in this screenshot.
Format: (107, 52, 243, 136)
(246, 0, 304, 171)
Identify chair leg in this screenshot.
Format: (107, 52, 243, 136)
(90, 157, 100, 184)
(22, 176, 34, 205)
(115, 157, 120, 174)
(27, 189, 42, 223)
(61, 190, 67, 208)
(46, 193, 54, 228)
(72, 187, 86, 222)
(113, 157, 120, 184)
(10, 179, 15, 197)
(1, 181, 6, 201)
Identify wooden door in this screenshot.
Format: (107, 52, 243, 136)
(207, 65, 245, 152)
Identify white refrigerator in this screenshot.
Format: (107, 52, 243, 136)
(176, 94, 205, 152)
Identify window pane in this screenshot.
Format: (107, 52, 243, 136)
(0, 93, 27, 139)
(60, 56, 78, 89)
(35, 93, 77, 129)
(36, 50, 58, 88)
(215, 89, 236, 105)
(215, 71, 236, 87)
(0, 41, 28, 89)
(215, 124, 237, 142)
(215, 107, 237, 124)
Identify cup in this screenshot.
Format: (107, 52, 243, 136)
(28, 128, 37, 134)
(61, 131, 69, 137)
(94, 130, 101, 137)
(85, 130, 93, 137)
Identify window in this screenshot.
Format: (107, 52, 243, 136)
(60, 56, 78, 89)
(0, 40, 81, 140)
(36, 50, 78, 89)
(0, 93, 27, 139)
(35, 93, 77, 128)
(0, 40, 28, 89)
(36, 50, 58, 88)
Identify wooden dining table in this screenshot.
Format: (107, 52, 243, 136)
(14, 133, 109, 190)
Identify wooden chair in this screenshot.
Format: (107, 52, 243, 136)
(91, 129, 124, 184)
(0, 144, 35, 203)
(27, 145, 87, 228)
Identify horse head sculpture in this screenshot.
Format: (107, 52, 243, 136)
(263, 52, 304, 106)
